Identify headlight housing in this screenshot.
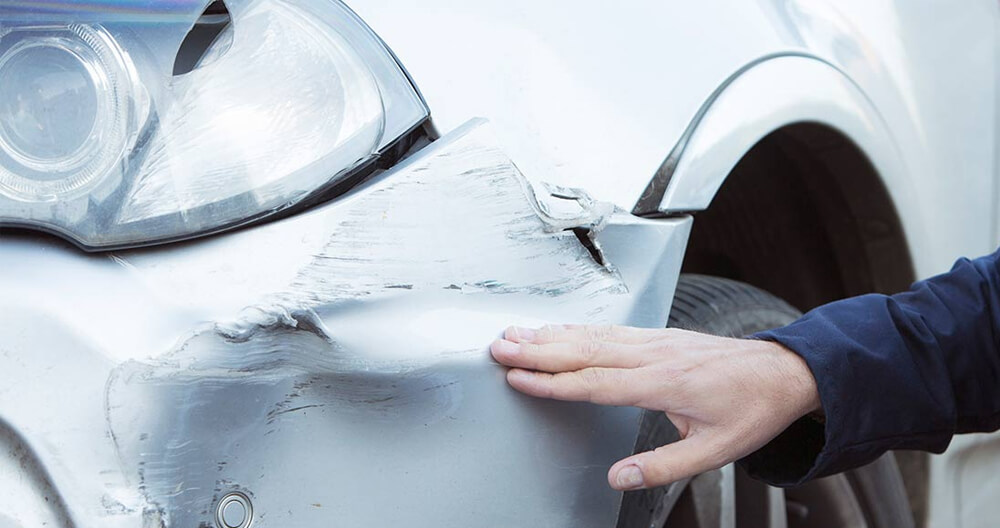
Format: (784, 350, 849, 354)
(0, 0, 429, 249)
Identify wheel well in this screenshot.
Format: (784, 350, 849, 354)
(679, 123, 928, 527)
(680, 122, 915, 312)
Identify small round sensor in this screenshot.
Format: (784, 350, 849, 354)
(216, 492, 253, 528)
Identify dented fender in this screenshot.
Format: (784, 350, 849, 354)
(0, 120, 692, 528)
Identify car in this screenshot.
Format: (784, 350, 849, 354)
(0, 1, 995, 527)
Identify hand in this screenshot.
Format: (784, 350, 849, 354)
(490, 325, 821, 491)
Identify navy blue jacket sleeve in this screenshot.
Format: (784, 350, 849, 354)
(740, 249, 1000, 487)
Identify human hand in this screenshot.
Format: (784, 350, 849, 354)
(490, 325, 821, 491)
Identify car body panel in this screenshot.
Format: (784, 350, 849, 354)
(645, 55, 931, 278)
(2, 1, 998, 526)
(928, 434, 1000, 528)
(0, 120, 692, 527)
(349, 2, 999, 525)
(350, 0, 998, 277)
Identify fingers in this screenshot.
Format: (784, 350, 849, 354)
(505, 367, 648, 406)
(607, 438, 728, 490)
(505, 324, 665, 346)
(490, 338, 644, 372)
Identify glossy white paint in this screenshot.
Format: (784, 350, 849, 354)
(655, 55, 930, 278)
(350, 1, 789, 210)
(349, 1, 999, 526)
(927, 434, 1000, 528)
(656, 55, 890, 211)
(351, 0, 998, 277)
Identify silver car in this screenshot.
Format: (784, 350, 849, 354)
(0, 1, 996, 527)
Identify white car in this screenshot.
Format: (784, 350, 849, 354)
(0, 1, 995, 527)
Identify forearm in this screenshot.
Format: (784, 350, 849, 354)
(743, 250, 1000, 486)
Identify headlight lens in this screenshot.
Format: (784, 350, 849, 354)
(0, 0, 429, 249)
(0, 24, 134, 201)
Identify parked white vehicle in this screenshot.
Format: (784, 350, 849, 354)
(0, 1, 995, 527)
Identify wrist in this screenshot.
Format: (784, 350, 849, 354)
(764, 340, 822, 418)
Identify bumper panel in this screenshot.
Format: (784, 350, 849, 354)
(0, 120, 691, 527)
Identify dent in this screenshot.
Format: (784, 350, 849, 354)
(102, 120, 636, 525)
(183, 120, 632, 336)
(0, 120, 690, 528)
(107, 310, 467, 527)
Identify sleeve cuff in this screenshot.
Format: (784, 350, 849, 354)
(744, 315, 954, 486)
(738, 413, 827, 487)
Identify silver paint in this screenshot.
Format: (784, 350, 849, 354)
(346, 5, 999, 521)
(0, 120, 691, 527)
(352, 0, 998, 275)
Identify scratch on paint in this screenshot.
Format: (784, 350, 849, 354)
(104, 121, 629, 525)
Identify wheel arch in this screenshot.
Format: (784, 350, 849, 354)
(646, 56, 929, 523)
(636, 55, 921, 308)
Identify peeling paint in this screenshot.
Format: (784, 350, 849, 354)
(533, 182, 618, 233)
(107, 311, 467, 527)
(0, 120, 692, 528)
(272, 138, 624, 309)
(99, 121, 635, 525)
(200, 121, 631, 342)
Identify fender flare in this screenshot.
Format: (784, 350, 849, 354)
(634, 55, 926, 266)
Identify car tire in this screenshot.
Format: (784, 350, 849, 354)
(617, 274, 915, 528)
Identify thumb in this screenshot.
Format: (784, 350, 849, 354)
(607, 437, 728, 490)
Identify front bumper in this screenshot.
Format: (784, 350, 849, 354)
(0, 120, 692, 528)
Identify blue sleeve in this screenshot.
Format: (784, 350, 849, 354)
(739, 249, 1000, 487)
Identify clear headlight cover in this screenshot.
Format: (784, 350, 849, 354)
(0, 0, 429, 249)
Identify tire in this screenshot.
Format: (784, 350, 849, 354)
(617, 274, 915, 528)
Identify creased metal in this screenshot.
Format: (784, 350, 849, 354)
(0, 119, 691, 527)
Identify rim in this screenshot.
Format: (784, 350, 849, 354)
(644, 464, 870, 528)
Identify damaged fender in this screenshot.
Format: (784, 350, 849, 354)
(0, 120, 692, 527)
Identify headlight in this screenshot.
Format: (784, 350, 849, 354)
(0, 0, 429, 249)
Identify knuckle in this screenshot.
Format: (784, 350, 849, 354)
(610, 324, 644, 343)
(577, 369, 608, 399)
(586, 324, 614, 342)
(539, 325, 558, 342)
(520, 342, 541, 356)
(662, 328, 684, 339)
(531, 373, 555, 398)
(645, 449, 679, 483)
(660, 365, 687, 385)
(519, 343, 543, 369)
(553, 373, 583, 399)
(579, 367, 606, 387)
(577, 340, 602, 363)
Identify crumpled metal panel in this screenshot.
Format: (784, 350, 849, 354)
(0, 119, 691, 527)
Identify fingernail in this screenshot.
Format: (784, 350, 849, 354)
(511, 327, 537, 342)
(492, 339, 520, 357)
(616, 465, 644, 489)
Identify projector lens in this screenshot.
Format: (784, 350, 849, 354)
(0, 41, 100, 166)
(0, 25, 132, 201)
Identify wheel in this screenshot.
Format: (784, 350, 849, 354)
(617, 274, 915, 528)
